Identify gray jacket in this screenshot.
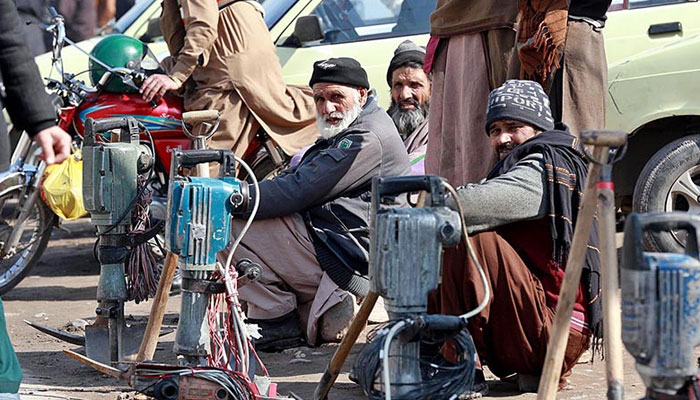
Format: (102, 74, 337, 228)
(249, 96, 411, 273)
(452, 153, 548, 234)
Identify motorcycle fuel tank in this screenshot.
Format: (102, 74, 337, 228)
(74, 92, 189, 172)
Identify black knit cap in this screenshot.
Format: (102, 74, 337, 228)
(485, 79, 555, 134)
(309, 57, 370, 89)
(386, 40, 426, 87)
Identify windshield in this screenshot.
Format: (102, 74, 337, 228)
(261, 0, 297, 28)
(113, 0, 297, 33)
(113, 0, 155, 34)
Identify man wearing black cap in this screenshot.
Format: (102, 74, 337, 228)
(430, 80, 599, 394)
(386, 40, 431, 175)
(222, 57, 410, 351)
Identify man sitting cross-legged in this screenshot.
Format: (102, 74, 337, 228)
(222, 57, 411, 351)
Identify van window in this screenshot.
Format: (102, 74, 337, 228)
(628, 0, 688, 9)
(310, 0, 436, 45)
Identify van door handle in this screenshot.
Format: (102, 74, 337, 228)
(648, 22, 682, 35)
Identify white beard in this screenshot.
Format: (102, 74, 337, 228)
(316, 93, 363, 140)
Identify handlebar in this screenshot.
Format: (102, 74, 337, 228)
(40, 8, 156, 104)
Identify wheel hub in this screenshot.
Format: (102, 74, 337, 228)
(665, 165, 700, 246)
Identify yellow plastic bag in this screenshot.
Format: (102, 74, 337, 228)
(41, 150, 88, 220)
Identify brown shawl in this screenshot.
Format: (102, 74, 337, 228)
(517, 0, 569, 88)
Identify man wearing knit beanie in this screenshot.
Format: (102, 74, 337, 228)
(484, 79, 555, 160)
(428, 79, 599, 395)
(386, 40, 431, 175)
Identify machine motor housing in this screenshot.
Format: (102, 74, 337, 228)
(621, 213, 700, 393)
(165, 149, 248, 272)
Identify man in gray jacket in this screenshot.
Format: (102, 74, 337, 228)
(225, 58, 410, 351)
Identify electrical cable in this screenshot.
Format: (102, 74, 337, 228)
(442, 182, 490, 321)
(382, 320, 406, 400)
(354, 320, 476, 400)
(209, 155, 259, 379)
(223, 156, 259, 273)
(125, 175, 160, 303)
(135, 366, 255, 400)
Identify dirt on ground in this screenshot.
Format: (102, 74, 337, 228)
(3, 219, 651, 399)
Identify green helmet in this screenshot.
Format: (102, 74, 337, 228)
(89, 34, 146, 93)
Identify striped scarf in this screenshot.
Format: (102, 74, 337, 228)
(516, 0, 569, 88)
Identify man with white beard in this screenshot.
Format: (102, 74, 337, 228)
(221, 57, 411, 351)
(386, 40, 431, 174)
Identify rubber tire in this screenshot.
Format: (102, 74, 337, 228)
(0, 193, 55, 295)
(632, 134, 700, 253)
(251, 156, 285, 182)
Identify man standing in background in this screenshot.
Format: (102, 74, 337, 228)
(510, 0, 612, 135)
(55, 0, 96, 43)
(424, 0, 518, 185)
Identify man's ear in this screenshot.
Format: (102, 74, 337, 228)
(358, 87, 369, 106)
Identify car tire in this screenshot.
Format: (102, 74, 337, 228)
(632, 134, 700, 253)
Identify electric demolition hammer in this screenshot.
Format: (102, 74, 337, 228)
(353, 175, 479, 400)
(82, 116, 156, 366)
(165, 149, 257, 366)
(621, 212, 700, 400)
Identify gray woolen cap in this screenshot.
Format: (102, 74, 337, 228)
(386, 40, 426, 87)
(484, 79, 555, 134)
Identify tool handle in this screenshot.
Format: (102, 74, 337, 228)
(171, 149, 236, 177)
(175, 149, 229, 167)
(134, 252, 178, 363)
(182, 110, 220, 124)
(623, 213, 700, 269)
(313, 291, 379, 400)
(84, 117, 140, 145)
(598, 186, 624, 399)
(416, 314, 465, 332)
(90, 117, 132, 133)
(580, 130, 627, 147)
(372, 175, 445, 208)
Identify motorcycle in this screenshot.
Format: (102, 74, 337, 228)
(0, 8, 290, 294)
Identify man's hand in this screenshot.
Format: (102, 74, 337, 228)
(141, 74, 181, 102)
(33, 126, 72, 165)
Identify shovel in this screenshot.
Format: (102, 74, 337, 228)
(84, 313, 147, 366)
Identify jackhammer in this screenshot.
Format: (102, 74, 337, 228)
(81, 116, 160, 366)
(353, 175, 484, 400)
(621, 212, 700, 400)
(166, 148, 249, 366)
(131, 148, 291, 399)
(25, 116, 160, 367)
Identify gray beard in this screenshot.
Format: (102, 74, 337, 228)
(388, 100, 428, 140)
(316, 101, 363, 140)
